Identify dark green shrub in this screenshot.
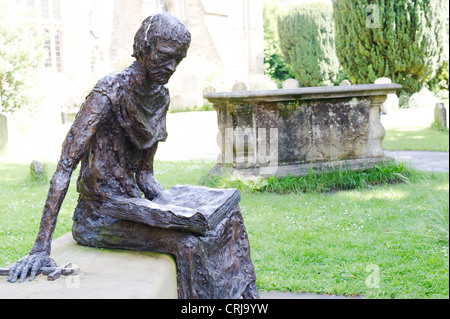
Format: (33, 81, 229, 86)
(333, 0, 447, 94)
(263, 0, 295, 86)
(278, 2, 340, 87)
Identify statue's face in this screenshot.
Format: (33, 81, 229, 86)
(144, 39, 188, 85)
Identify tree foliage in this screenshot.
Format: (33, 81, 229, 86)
(0, 1, 43, 114)
(278, 2, 341, 87)
(333, 0, 447, 94)
(427, 0, 449, 94)
(263, 0, 294, 86)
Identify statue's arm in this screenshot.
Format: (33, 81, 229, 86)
(136, 142, 165, 201)
(32, 93, 111, 253)
(8, 92, 111, 283)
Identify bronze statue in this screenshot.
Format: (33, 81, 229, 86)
(7, 13, 259, 299)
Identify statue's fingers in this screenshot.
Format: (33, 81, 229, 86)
(19, 265, 31, 283)
(7, 263, 17, 282)
(29, 259, 42, 281)
(8, 260, 24, 283)
(19, 257, 35, 283)
(46, 258, 57, 268)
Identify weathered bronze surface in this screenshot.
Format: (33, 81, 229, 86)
(7, 13, 258, 299)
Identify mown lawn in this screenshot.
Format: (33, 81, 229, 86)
(243, 176, 449, 299)
(0, 159, 448, 299)
(382, 102, 449, 152)
(383, 126, 449, 152)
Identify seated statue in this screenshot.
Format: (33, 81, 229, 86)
(7, 13, 259, 299)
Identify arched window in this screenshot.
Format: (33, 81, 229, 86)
(52, 0, 60, 20)
(43, 30, 52, 68)
(54, 30, 62, 72)
(38, 0, 59, 20)
(17, 0, 63, 72)
(40, 0, 49, 19)
(40, 0, 63, 72)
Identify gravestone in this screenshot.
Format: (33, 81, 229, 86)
(374, 77, 398, 114)
(0, 113, 7, 155)
(232, 81, 248, 92)
(169, 94, 184, 111)
(203, 86, 216, 106)
(182, 73, 200, 108)
(434, 103, 447, 129)
(282, 78, 299, 89)
(30, 160, 45, 182)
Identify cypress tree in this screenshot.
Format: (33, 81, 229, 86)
(278, 2, 340, 87)
(263, 0, 295, 86)
(333, 0, 447, 94)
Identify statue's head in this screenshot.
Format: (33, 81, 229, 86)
(133, 13, 191, 85)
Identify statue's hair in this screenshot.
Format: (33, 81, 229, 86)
(132, 13, 191, 60)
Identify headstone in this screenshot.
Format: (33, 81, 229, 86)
(434, 103, 447, 129)
(282, 78, 299, 89)
(30, 160, 45, 182)
(339, 79, 351, 86)
(232, 82, 248, 92)
(203, 85, 216, 106)
(374, 77, 398, 114)
(203, 85, 216, 96)
(182, 73, 200, 109)
(0, 113, 7, 155)
(170, 94, 184, 112)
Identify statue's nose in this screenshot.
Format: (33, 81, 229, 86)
(166, 60, 176, 72)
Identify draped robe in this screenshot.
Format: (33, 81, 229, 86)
(68, 62, 258, 299)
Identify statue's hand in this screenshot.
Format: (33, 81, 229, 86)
(8, 252, 57, 283)
(153, 190, 173, 204)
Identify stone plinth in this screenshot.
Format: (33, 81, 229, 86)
(205, 84, 402, 178)
(0, 233, 177, 299)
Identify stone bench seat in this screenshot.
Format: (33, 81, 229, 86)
(0, 233, 178, 299)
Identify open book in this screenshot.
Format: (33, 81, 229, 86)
(99, 185, 241, 236)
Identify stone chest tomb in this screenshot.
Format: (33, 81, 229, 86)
(205, 83, 402, 178)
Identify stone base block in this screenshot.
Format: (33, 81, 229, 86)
(0, 233, 177, 299)
(210, 157, 395, 180)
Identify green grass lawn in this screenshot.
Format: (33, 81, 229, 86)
(244, 177, 449, 299)
(382, 102, 449, 152)
(0, 159, 448, 299)
(383, 126, 449, 152)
